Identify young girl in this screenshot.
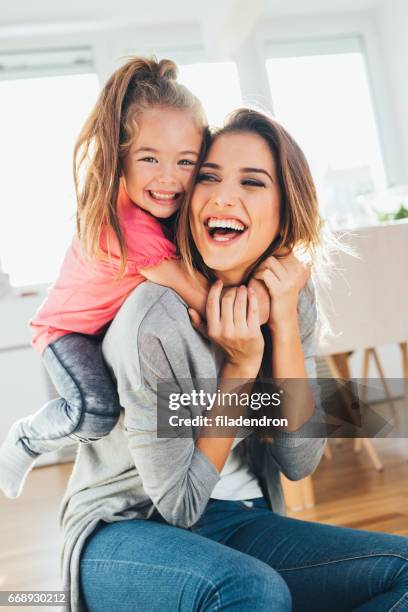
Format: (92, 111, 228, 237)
(0, 56, 211, 498)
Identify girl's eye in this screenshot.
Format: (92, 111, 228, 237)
(178, 159, 196, 166)
(140, 156, 158, 163)
(196, 172, 219, 183)
(242, 178, 265, 188)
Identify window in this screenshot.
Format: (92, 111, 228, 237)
(123, 46, 243, 126)
(0, 49, 99, 287)
(266, 37, 387, 228)
(178, 61, 242, 127)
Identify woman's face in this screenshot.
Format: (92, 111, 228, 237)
(190, 131, 281, 285)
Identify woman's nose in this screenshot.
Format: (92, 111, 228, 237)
(212, 193, 238, 208)
(209, 183, 239, 207)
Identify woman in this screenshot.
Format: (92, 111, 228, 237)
(60, 109, 408, 612)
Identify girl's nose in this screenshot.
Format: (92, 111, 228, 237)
(157, 163, 177, 185)
(157, 174, 177, 185)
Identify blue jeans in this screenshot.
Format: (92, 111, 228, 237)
(17, 333, 120, 457)
(80, 497, 408, 611)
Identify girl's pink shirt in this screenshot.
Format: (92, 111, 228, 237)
(30, 186, 177, 354)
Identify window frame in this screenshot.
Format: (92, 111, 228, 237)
(256, 14, 405, 188)
(0, 46, 99, 290)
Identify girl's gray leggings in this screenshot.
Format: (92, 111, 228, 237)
(17, 333, 121, 457)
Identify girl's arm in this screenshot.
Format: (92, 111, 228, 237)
(140, 259, 209, 317)
(141, 258, 270, 323)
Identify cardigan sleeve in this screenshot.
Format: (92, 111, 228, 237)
(119, 325, 221, 529)
(264, 278, 327, 480)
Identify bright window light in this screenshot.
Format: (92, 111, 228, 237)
(178, 62, 242, 127)
(0, 73, 99, 287)
(266, 48, 387, 227)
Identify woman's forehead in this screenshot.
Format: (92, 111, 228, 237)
(205, 131, 274, 167)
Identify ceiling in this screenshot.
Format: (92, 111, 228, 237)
(0, 0, 382, 29)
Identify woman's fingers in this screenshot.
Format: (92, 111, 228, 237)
(234, 286, 248, 330)
(188, 309, 208, 338)
(262, 269, 281, 294)
(206, 279, 223, 332)
(255, 253, 311, 292)
(220, 287, 237, 334)
(261, 256, 287, 281)
(247, 287, 260, 330)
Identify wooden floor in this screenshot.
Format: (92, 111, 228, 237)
(1, 438, 408, 597)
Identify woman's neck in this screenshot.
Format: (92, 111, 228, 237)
(215, 269, 247, 287)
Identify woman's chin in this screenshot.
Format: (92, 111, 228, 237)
(201, 255, 247, 282)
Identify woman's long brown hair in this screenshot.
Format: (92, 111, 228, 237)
(74, 56, 206, 274)
(177, 107, 323, 281)
(178, 108, 338, 451)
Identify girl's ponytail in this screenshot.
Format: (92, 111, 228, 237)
(74, 56, 205, 273)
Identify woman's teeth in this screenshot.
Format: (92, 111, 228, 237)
(149, 190, 179, 201)
(206, 217, 247, 242)
(207, 217, 245, 231)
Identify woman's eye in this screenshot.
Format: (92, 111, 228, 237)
(242, 178, 265, 188)
(196, 173, 218, 183)
(178, 159, 196, 166)
(140, 156, 158, 163)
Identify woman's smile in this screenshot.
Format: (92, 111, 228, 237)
(204, 214, 248, 243)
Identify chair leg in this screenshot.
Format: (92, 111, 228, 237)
(354, 438, 363, 452)
(370, 347, 398, 424)
(354, 349, 370, 453)
(400, 342, 408, 378)
(301, 476, 315, 508)
(280, 474, 315, 512)
(326, 352, 383, 470)
(399, 342, 408, 460)
(361, 438, 383, 471)
(357, 348, 383, 470)
(324, 443, 333, 460)
(400, 342, 408, 399)
(280, 475, 304, 512)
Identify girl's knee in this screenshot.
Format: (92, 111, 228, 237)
(72, 411, 119, 441)
(66, 400, 119, 441)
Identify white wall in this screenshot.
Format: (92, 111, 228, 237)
(0, 4, 406, 185)
(375, 0, 408, 182)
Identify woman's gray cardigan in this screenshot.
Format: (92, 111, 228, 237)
(59, 280, 325, 611)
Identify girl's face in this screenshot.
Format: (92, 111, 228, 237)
(190, 131, 281, 285)
(122, 107, 202, 218)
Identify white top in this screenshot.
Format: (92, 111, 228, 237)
(210, 436, 263, 500)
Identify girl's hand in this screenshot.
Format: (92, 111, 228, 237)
(253, 253, 311, 331)
(189, 280, 264, 378)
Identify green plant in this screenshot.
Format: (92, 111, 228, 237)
(378, 203, 408, 222)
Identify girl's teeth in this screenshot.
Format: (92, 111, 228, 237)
(150, 191, 177, 201)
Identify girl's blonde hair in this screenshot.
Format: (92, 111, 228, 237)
(178, 108, 324, 280)
(74, 56, 207, 273)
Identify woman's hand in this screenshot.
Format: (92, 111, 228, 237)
(189, 280, 264, 378)
(253, 253, 311, 331)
